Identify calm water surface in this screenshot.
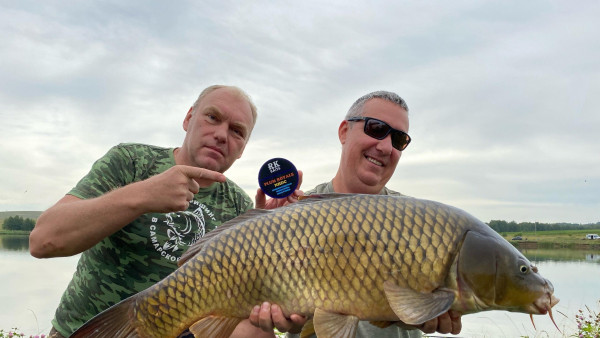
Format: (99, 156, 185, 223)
(1, 235, 599, 337)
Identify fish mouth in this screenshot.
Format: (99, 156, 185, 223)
(522, 279, 559, 315)
(532, 293, 560, 314)
(530, 289, 560, 331)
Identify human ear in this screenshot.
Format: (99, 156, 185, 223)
(338, 120, 349, 145)
(183, 107, 193, 131)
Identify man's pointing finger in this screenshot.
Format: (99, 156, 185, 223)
(178, 166, 227, 185)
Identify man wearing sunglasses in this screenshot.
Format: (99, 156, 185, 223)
(249, 91, 462, 338)
(325, 91, 411, 196)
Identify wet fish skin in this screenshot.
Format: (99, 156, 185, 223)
(70, 194, 557, 338)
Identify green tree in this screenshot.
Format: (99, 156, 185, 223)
(3, 216, 24, 230)
(22, 218, 35, 231)
(2, 215, 36, 231)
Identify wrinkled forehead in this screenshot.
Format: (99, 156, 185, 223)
(194, 86, 257, 126)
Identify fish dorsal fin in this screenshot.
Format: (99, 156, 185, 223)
(299, 318, 316, 338)
(178, 208, 272, 266)
(383, 280, 455, 325)
(188, 315, 242, 338)
(297, 193, 355, 202)
(180, 195, 353, 266)
(181, 194, 356, 265)
(313, 308, 359, 338)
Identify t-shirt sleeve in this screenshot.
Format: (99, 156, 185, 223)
(240, 193, 253, 213)
(68, 145, 136, 199)
(227, 180, 254, 216)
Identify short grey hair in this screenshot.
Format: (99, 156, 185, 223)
(345, 90, 409, 119)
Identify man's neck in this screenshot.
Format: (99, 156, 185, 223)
(331, 174, 382, 194)
(173, 147, 191, 166)
(173, 147, 181, 164)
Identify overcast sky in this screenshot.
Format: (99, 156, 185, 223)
(1, 1, 598, 224)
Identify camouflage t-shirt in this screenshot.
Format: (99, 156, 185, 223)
(51, 143, 253, 336)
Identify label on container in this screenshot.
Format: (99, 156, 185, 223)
(258, 157, 299, 199)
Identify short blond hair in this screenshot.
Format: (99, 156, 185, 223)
(192, 85, 257, 125)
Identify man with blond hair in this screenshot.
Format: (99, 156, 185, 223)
(32, 85, 277, 338)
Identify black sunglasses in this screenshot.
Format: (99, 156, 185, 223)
(347, 116, 411, 151)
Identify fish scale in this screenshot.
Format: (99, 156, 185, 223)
(72, 194, 559, 338)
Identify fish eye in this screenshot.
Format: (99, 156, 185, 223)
(519, 265, 529, 274)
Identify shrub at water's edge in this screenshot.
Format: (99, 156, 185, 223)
(0, 327, 46, 338)
(574, 302, 600, 338)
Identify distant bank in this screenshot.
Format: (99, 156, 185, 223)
(1, 211, 599, 248)
(0, 211, 42, 224)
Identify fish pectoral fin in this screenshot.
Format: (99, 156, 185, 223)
(69, 297, 138, 338)
(313, 308, 359, 338)
(299, 318, 315, 338)
(383, 280, 455, 325)
(188, 315, 242, 338)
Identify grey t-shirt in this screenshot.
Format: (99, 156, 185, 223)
(286, 181, 421, 338)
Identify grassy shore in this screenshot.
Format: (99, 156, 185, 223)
(0, 230, 30, 235)
(502, 228, 600, 250)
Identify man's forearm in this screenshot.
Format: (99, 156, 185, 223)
(29, 183, 149, 258)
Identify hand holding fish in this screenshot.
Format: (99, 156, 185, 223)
(415, 310, 462, 335)
(248, 302, 307, 334)
(248, 303, 462, 335)
(255, 170, 304, 209)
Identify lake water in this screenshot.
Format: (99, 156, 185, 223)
(1, 234, 599, 337)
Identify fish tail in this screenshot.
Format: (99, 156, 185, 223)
(70, 297, 140, 338)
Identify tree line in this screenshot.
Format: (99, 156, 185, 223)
(487, 220, 600, 233)
(1, 215, 36, 231)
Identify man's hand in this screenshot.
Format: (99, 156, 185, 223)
(180, 165, 227, 188)
(248, 302, 307, 334)
(29, 165, 226, 258)
(142, 165, 226, 212)
(255, 171, 303, 209)
(411, 310, 462, 335)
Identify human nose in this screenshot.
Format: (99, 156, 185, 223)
(375, 134, 394, 154)
(213, 123, 228, 143)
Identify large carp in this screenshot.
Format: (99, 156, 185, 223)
(71, 194, 558, 338)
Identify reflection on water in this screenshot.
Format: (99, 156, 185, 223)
(0, 234, 29, 252)
(586, 253, 600, 262)
(0, 234, 80, 336)
(520, 247, 600, 263)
